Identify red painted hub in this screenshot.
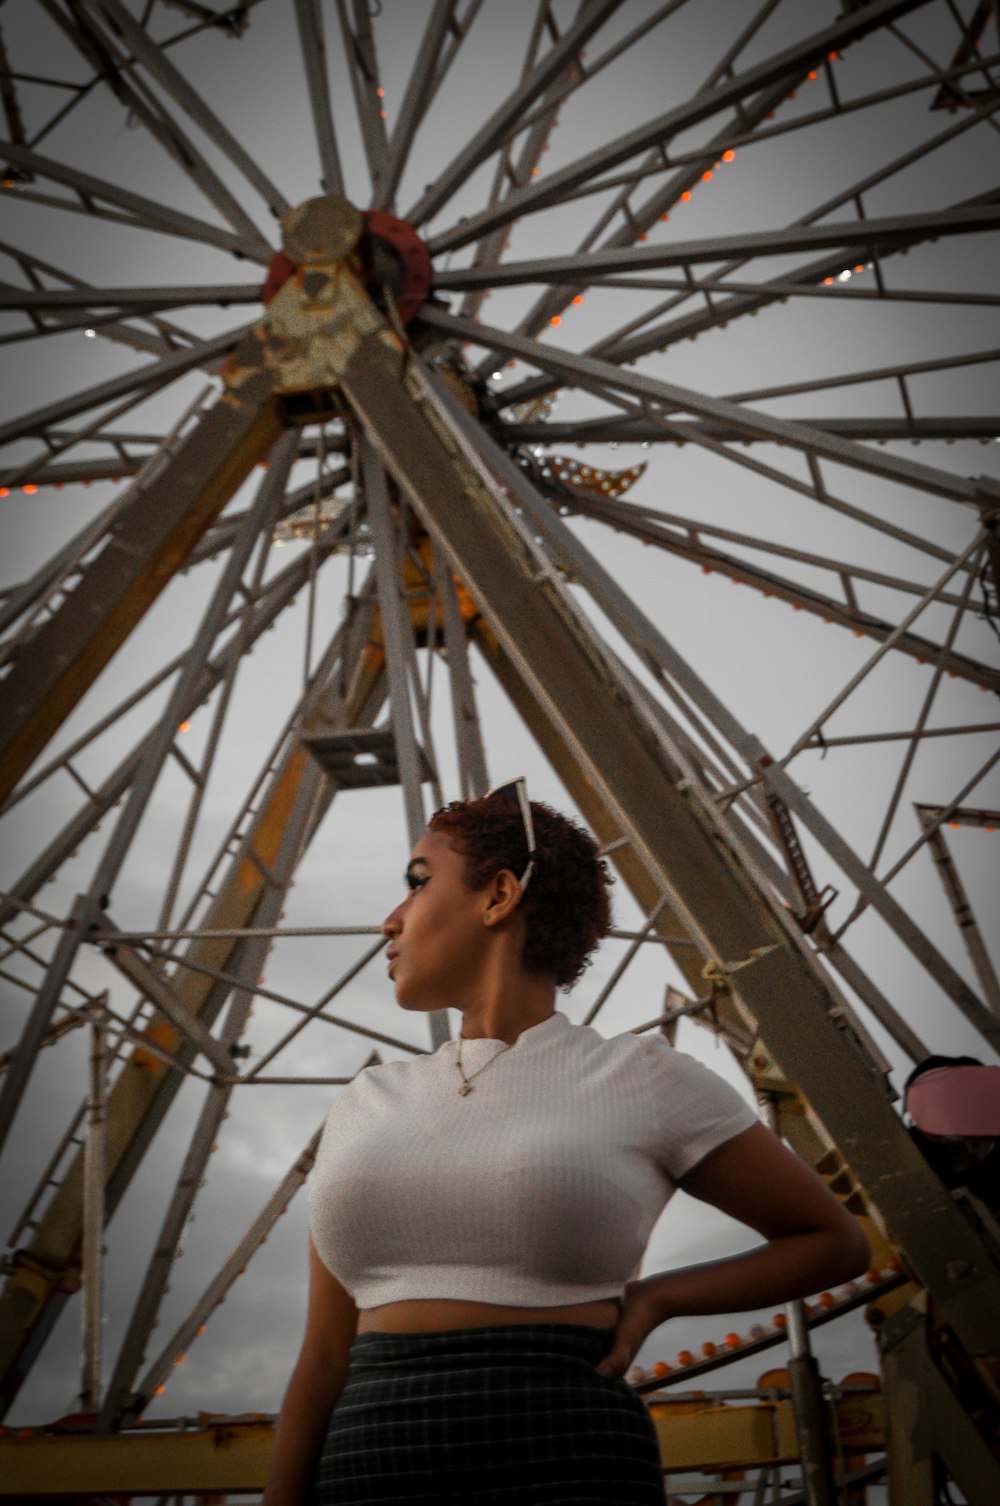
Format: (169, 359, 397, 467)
(261, 210, 432, 326)
(361, 210, 432, 324)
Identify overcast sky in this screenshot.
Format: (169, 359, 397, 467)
(1, 0, 997, 1447)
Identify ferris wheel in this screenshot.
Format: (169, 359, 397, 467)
(1, 1, 998, 1500)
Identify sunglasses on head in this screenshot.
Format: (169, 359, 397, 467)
(486, 777, 536, 893)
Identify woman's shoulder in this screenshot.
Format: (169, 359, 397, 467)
(571, 1020, 691, 1071)
(600, 1025, 757, 1106)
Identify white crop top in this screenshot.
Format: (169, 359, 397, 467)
(308, 1011, 758, 1309)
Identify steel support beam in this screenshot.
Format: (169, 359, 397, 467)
(0, 325, 282, 803)
(79, 1003, 108, 1415)
(432, 547, 489, 798)
(361, 441, 428, 848)
(288, 268, 1000, 1367)
(879, 1304, 1000, 1506)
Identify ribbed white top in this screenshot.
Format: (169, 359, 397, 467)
(309, 1011, 757, 1309)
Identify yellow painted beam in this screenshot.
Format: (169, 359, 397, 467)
(0, 1392, 885, 1495)
(0, 1420, 275, 1498)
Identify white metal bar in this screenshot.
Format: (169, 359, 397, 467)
(80, 1001, 108, 1413)
(432, 548, 489, 797)
(293, 0, 346, 197)
(360, 439, 426, 848)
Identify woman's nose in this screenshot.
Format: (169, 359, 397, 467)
(382, 905, 402, 938)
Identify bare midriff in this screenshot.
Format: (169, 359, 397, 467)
(356, 1296, 621, 1334)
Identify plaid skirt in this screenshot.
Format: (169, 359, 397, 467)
(312, 1322, 664, 1505)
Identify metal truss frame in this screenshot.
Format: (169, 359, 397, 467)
(1, 3, 998, 1500)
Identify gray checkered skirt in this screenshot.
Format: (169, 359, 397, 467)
(311, 1322, 664, 1504)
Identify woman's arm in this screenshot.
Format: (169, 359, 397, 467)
(597, 1122, 870, 1376)
(262, 1238, 360, 1506)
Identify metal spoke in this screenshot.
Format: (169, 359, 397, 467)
(421, 304, 995, 509)
(426, 0, 937, 252)
(493, 86, 1000, 397)
(0, 140, 268, 261)
(511, 44, 1000, 214)
(0, 323, 248, 451)
(293, 0, 345, 197)
(0, 281, 261, 311)
(482, 0, 821, 359)
(587, 120, 1000, 370)
(0, 238, 209, 359)
(724, 346, 1000, 405)
(456, 1, 581, 326)
(36, 0, 273, 249)
(80, 0, 290, 220)
(435, 204, 1000, 291)
(405, 0, 626, 229)
(559, 491, 997, 691)
(336, 0, 391, 205)
(375, 0, 463, 212)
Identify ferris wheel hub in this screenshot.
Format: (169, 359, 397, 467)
(262, 195, 433, 327)
(281, 194, 365, 265)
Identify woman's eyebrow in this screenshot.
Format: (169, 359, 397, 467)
(406, 858, 430, 873)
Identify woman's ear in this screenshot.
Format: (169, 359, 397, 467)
(483, 868, 523, 926)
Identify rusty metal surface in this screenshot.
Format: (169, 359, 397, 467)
(0, 333, 283, 803)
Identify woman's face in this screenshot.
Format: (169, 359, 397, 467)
(381, 827, 488, 1011)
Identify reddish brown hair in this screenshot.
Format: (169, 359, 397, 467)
(429, 794, 613, 989)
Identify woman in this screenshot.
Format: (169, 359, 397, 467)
(264, 783, 870, 1505)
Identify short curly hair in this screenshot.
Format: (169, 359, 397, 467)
(429, 792, 613, 990)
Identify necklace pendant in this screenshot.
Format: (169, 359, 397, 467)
(458, 1081, 472, 1096)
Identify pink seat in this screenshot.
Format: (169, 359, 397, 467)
(906, 1065, 1000, 1137)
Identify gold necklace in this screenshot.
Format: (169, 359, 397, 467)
(454, 1035, 512, 1096)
